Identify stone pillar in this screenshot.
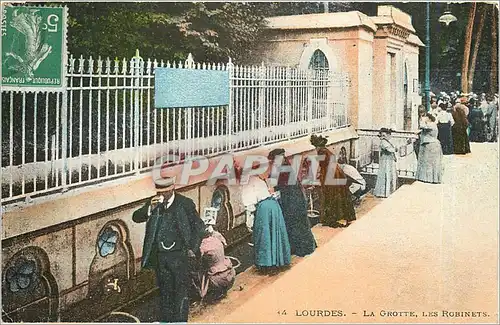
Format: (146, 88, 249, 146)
(354, 31, 375, 168)
(372, 38, 389, 129)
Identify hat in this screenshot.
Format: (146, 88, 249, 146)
(154, 176, 175, 191)
(268, 148, 286, 161)
(379, 127, 392, 135)
(310, 134, 328, 148)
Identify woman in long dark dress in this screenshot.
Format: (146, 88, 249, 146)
(310, 135, 356, 228)
(436, 103, 454, 155)
(267, 148, 317, 257)
(451, 104, 471, 154)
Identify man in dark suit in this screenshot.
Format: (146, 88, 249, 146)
(133, 178, 205, 323)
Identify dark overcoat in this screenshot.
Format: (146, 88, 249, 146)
(132, 194, 205, 269)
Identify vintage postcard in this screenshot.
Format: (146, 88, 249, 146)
(1, 1, 499, 323)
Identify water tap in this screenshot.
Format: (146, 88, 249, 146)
(106, 278, 121, 293)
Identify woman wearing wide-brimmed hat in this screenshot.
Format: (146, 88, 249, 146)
(416, 113, 443, 184)
(309, 135, 356, 228)
(451, 100, 471, 154)
(373, 128, 398, 198)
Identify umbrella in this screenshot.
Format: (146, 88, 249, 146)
(339, 164, 366, 187)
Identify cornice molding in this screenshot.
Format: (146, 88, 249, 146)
(375, 24, 411, 42)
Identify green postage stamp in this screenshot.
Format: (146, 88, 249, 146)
(1, 5, 67, 92)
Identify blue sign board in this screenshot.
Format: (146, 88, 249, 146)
(154, 68, 230, 108)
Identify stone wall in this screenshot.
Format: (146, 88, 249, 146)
(1, 127, 358, 322)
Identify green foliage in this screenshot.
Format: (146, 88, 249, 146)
(259, 2, 370, 16)
(54, 2, 497, 92)
(61, 1, 369, 62)
(381, 2, 497, 93)
(61, 2, 268, 63)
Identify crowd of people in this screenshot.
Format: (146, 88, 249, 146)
(240, 136, 360, 274)
(417, 91, 498, 183)
(132, 134, 364, 322)
(373, 90, 498, 198)
(429, 91, 498, 148)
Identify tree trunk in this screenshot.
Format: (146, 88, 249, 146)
(468, 4, 486, 92)
(462, 2, 476, 93)
(491, 5, 498, 95)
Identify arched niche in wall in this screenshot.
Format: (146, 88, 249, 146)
(210, 185, 234, 236)
(299, 38, 340, 72)
(87, 220, 134, 301)
(299, 39, 349, 128)
(2, 246, 59, 322)
(309, 49, 330, 70)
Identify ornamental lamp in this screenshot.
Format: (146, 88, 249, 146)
(439, 11, 458, 26)
(439, 3, 457, 26)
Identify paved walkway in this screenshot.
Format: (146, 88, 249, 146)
(216, 143, 498, 324)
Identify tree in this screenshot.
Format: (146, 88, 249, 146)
(62, 2, 268, 62)
(257, 2, 371, 17)
(462, 2, 476, 93)
(468, 3, 486, 92)
(491, 5, 498, 95)
(43, 1, 496, 92)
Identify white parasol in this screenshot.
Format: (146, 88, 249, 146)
(339, 164, 366, 187)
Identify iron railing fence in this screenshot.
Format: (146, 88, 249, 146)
(356, 129, 420, 178)
(1, 52, 350, 204)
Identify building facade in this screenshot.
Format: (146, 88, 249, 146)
(251, 5, 424, 134)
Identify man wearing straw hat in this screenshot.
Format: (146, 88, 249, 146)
(132, 176, 205, 323)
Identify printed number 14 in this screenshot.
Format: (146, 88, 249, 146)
(278, 310, 287, 315)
